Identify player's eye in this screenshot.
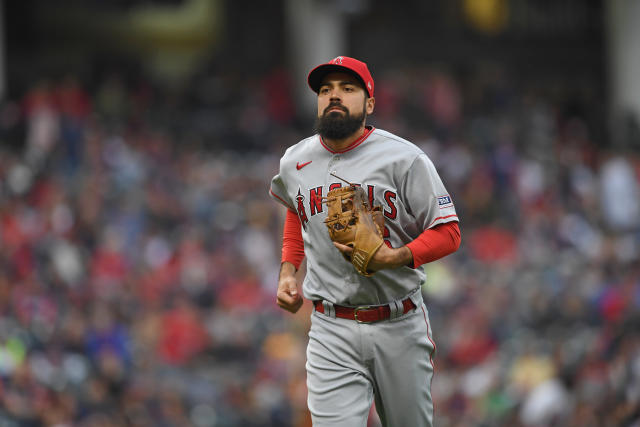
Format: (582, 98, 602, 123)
(319, 87, 330, 95)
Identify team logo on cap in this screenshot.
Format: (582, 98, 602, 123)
(332, 56, 344, 65)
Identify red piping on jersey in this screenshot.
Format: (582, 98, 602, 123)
(421, 305, 436, 372)
(427, 214, 458, 228)
(270, 189, 294, 210)
(319, 126, 375, 154)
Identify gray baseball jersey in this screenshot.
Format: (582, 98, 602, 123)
(270, 126, 458, 426)
(270, 126, 458, 305)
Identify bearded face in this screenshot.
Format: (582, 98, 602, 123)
(315, 100, 367, 141)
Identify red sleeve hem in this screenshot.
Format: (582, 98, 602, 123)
(406, 221, 461, 268)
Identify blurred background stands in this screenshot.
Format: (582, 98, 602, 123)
(0, 1, 639, 426)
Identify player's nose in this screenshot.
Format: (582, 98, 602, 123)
(327, 87, 342, 100)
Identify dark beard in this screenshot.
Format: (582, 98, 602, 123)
(314, 103, 366, 141)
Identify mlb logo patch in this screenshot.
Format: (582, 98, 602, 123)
(438, 195, 453, 208)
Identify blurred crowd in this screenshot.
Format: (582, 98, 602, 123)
(0, 60, 638, 427)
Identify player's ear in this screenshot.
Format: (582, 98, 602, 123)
(366, 96, 375, 115)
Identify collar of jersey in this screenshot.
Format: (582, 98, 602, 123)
(319, 126, 375, 154)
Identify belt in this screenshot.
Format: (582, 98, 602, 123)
(314, 298, 416, 323)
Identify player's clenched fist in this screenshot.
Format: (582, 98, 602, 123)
(276, 262, 303, 313)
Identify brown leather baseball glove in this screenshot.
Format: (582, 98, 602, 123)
(324, 184, 385, 276)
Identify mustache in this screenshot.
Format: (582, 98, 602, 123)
(323, 103, 349, 116)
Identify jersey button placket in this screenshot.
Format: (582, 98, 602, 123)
(327, 155, 353, 278)
(327, 155, 338, 180)
(329, 155, 341, 177)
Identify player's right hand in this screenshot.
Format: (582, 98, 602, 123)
(276, 275, 303, 313)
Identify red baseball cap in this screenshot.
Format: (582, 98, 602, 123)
(307, 56, 374, 98)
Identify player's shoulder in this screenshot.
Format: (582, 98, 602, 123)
(369, 128, 428, 167)
(279, 134, 319, 165)
(370, 128, 425, 156)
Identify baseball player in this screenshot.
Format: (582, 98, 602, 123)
(269, 56, 461, 427)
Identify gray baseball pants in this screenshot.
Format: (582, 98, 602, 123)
(306, 292, 436, 426)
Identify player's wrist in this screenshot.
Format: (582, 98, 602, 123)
(393, 246, 413, 268)
(400, 246, 414, 268)
(280, 261, 297, 278)
(377, 246, 412, 269)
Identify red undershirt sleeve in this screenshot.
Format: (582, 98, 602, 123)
(281, 209, 305, 269)
(406, 221, 461, 268)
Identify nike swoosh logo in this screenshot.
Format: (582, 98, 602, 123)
(296, 161, 312, 170)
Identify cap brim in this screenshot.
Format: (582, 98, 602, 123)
(307, 64, 367, 95)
